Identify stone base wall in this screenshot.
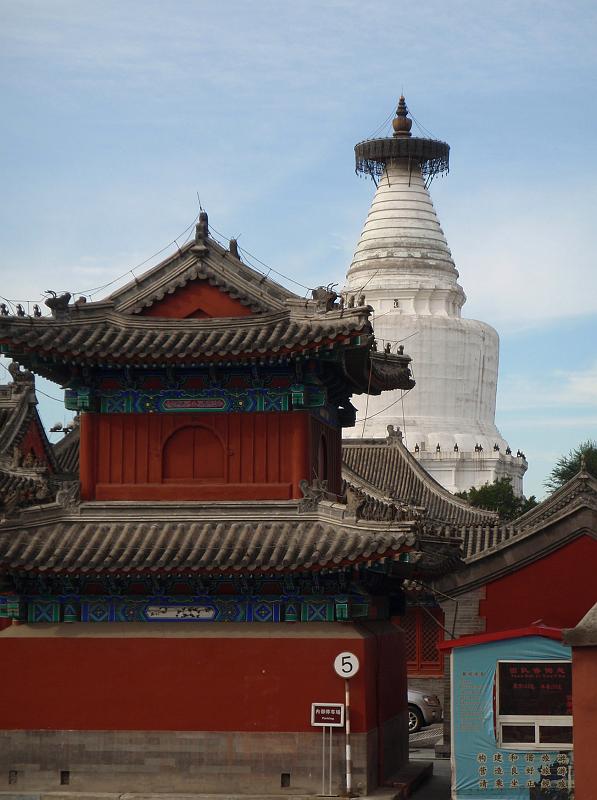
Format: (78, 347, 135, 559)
(0, 721, 405, 796)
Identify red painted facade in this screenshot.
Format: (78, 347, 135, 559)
(569, 646, 597, 799)
(19, 417, 53, 468)
(0, 627, 406, 733)
(479, 535, 597, 631)
(139, 280, 253, 319)
(80, 410, 342, 501)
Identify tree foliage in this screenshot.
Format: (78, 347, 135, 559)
(544, 439, 597, 491)
(455, 477, 538, 521)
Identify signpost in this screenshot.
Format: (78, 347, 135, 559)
(311, 703, 345, 727)
(334, 652, 360, 796)
(312, 703, 344, 796)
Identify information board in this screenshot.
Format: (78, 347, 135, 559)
(311, 702, 345, 727)
(498, 661, 572, 716)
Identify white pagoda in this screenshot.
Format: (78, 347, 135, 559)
(343, 97, 526, 496)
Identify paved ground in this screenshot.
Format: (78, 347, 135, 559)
(409, 749, 450, 799)
(407, 727, 450, 800)
(409, 724, 443, 751)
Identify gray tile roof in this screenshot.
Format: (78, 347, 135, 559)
(460, 469, 597, 562)
(342, 437, 498, 527)
(0, 305, 373, 364)
(0, 501, 419, 574)
(0, 372, 58, 514)
(52, 424, 80, 476)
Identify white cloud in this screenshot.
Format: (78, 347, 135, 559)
(499, 361, 597, 411)
(439, 180, 597, 330)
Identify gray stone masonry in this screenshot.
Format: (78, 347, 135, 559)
(0, 718, 407, 797)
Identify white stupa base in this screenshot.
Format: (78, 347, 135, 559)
(411, 449, 527, 496)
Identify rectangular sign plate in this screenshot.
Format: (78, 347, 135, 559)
(311, 702, 345, 727)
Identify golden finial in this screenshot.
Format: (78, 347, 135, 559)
(392, 95, 412, 138)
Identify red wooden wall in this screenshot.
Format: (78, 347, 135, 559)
(0, 627, 405, 733)
(19, 417, 53, 469)
(479, 535, 597, 631)
(80, 411, 341, 501)
(138, 280, 253, 319)
(310, 415, 342, 494)
(399, 606, 444, 675)
(570, 646, 597, 800)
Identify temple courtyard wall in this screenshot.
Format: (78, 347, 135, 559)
(0, 621, 408, 795)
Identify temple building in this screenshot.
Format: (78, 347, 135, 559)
(0, 215, 462, 795)
(0, 362, 59, 511)
(343, 97, 527, 496)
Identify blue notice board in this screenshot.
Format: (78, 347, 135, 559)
(451, 636, 573, 799)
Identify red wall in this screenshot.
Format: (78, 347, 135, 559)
(139, 280, 253, 319)
(80, 411, 341, 501)
(310, 415, 342, 495)
(0, 627, 406, 733)
(570, 646, 597, 800)
(19, 417, 52, 469)
(479, 535, 597, 631)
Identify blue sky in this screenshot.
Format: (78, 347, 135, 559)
(1, 0, 596, 499)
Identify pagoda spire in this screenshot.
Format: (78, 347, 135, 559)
(346, 97, 460, 302)
(392, 95, 412, 138)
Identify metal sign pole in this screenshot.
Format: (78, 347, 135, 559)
(322, 724, 326, 796)
(345, 678, 352, 796)
(333, 651, 359, 798)
(329, 725, 332, 796)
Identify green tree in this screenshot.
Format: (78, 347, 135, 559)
(455, 477, 538, 521)
(544, 439, 597, 491)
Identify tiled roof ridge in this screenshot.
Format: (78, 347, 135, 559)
(459, 471, 597, 562)
(0, 379, 58, 472)
(342, 436, 498, 526)
(0, 303, 371, 338)
(52, 424, 80, 475)
(0, 389, 33, 456)
(109, 237, 296, 315)
(0, 498, 423, 574)
(508, 469, 597, 531)
(0, 305, 375, 373)
(1, 495, 418, 528)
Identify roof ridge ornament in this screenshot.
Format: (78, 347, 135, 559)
(229, 238, 240, 259)
(311, 285, 339, 313)
(386, 424, 403, 445)
(44, 290, 72, 318)
(195, 210, 209, 242)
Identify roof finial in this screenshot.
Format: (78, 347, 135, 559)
(392, 95, 412, 138)
(195, 210, 208, 241)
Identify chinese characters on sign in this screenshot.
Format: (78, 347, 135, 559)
(476, 751, 571, 791)
(498, 662, 572, 716)
(457, 671, 486, 733)
(311, 703, 345, 727)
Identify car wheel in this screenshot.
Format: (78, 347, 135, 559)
(408, 705, 424, 734)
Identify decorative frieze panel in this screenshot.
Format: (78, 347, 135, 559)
(4, 594, 372, 624)
(13, 568, 354, 598)
(63, 366, 331, 414)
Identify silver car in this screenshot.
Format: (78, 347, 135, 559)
(408, 688, 442, 733)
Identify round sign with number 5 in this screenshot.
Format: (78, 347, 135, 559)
(334, 651, 360, 678)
